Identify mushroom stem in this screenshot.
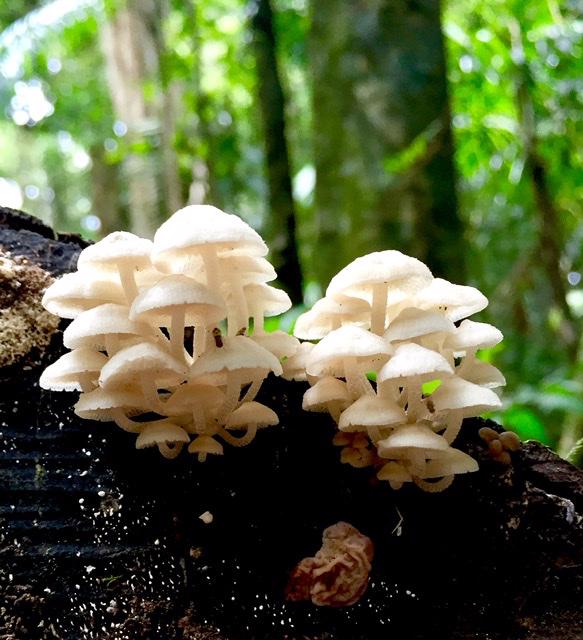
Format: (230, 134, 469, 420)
(370, 282, 388, 335)
(141, 379, 167, 415)
(406, 381, 424, 421)
(251, 301, 265, 335)
(158, 442, 184, 459)
(193, 318, 207, 360)
(239, 377, 264, 405)
(406, 451, 426, 477)
(191, 405, 207, 434)
(413, 475, 454, 493)
(199, 246, 220, 295)
(116, 262, 139, 303)
(344, 357, 372, 400)
(226, 280, 249, 337)
(170, 307, 186, 362)
(217, 424, 258, 447)
(442, 410, 463, 444)
(456, 349, 477, 376)
(328, 401, 342, 424)
(111, 408, 145, 433)
(220, 371, 242, 421)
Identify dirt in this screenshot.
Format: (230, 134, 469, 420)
(0, 207, 581, 640)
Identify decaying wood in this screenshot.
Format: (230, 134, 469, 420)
(0, 207, 581, 639)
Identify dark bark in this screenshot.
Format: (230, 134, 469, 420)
(310, 0, 464, 288)
(1, 209, 581, 640)
(250, 0, 303, 302)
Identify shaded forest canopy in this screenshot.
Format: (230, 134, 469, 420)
(1, 0, 583, 458)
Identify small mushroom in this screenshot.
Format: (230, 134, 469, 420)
(326, 251, 433, 335)
(74, 387, 151, 433)
(99, 342, 188, 414)
(430, 377, 502, 444)
(377, 343, 453, 420)
(129, 274, 227, 361)
(39, 348, 107, 393)
(306, 325, 391, 399)
(383, 307, 455, 351)
(76, 231, 155, 303)
(244, 283, 291, 337)
(338, 394, 406, 443)
(294, 294, 371, 340)
(187, 434, 224, 462)
(218, 401, 278, 447)
(63, 303, 157, 356)
(302, 376, 351, 423)
(413, 277, 488, 322)
(136, 420, 190, 459)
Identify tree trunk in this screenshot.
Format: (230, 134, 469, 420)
(89, 144, 126, 237)
(250, 0, 303, 302)
(310, 0, 463, 288)
(99, 0, 162, 238)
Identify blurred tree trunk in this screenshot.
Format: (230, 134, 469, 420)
(99, 0, 162, 238)
(89, 145, 126, 236)
(310, 0, 463, 288)
(250, 0, 303, 302)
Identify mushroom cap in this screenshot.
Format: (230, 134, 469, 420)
(377, 423, 450, 458)
(245, 283, 292, 316)
(136, 421, 190, 448)
(377, 343, 453, 384)
(458, 360, 506, 388)
(164, 383, 225, 416)
(190, 335, 283, 378)
(63, 303, 156, 350)
(99, 342, 188, 389)
(414, 278, 488, 322)
(430, 376, 502, 416)
(152, 205, 267, 271)
(377, 461, 413, 483)
(445, 320, 503, 353)
(251, 331, 299, 359)
(225, 401, 278, 429)
(281, 342, 315, 382)
(383, 308, 455, 344)
(187, 434, 224, 455)
(326, 250, 433, 302)
(77, 231, 153, 271)
(338, 395, 406, 431)
(214, 255, 277, 284)
(42, 271, 126, 319)
(294, 295, 370, 340)
(306, 326, 391, 377)
(74, 387, 150, 420)
(129, 274, 227, 326)
(302, 377, 351, 412)
(422, 447, 478, 478)
(39, 348, 108, 391)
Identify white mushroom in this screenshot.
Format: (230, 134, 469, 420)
(302, 377, 352, 423)
(129, 274, 226, 361)
(136, 420, 190, 459)
(281, 342, 315, 382)
(430, 376, 502, 444)
(76, 231, 154, 303)
(338, 394, 406, 443)
(99, 342, 188, 414)
(383, 307, 455, 351)
(164, 383, 225, 434)
(187, 434, 224, 462)
(41, 271, 126, 319)
(189, 335, 282, 419)
(326, 251, 433, 335)
(74, 387, 151, 433)
(218, 401, 278, 447)
(306, 326, 391, 399)
(294, 295, 371, 340)
(40, 348, 107, 393)
(63, 303, 157, 356)
(244, 283, 291, 337)
(414, 277, 488, 322)
(377, 343, 453, 420)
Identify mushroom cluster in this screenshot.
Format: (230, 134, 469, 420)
(294, 251, 505, 492)
(40, 205, 298, 460)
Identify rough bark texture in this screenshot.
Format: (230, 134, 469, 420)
(251, 0, 303, 303)
(1, 208, 581, 639)
(310, 0, 464, 288)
